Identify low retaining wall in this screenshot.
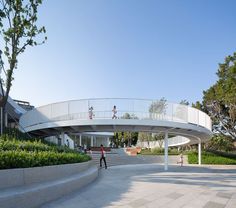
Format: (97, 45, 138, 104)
(0, 161, 98, 208)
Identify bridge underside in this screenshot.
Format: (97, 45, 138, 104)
(26, 119, 212, 145)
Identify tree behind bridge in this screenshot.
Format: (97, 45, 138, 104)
(203, 53, 236, 140)
(0, 0, 46, 133)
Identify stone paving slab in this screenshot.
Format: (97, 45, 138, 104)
(41, 164, 236, 208)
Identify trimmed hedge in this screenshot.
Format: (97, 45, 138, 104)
(0, 135, 91, 169)
(188, 151, 236, 165)
(140, 148, 180, 155)
(0, 139, 51, 152)
(0, 138, 78, 153)
(0, 150, 91, 169)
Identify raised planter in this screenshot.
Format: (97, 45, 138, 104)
(0, 161, 98, 208)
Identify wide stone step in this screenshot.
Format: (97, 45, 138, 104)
(91, 154, 187, 167)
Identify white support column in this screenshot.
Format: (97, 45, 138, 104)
(107, 137, 110, 147)
(79, 134, 82, 146)
(198, 140, 201, 165)
(91, 136, 94, 147)
(0, 107, 3, 135)
(164, 132, 168, 171)
(4, 112, 8, 128)
(61, 132, 65, 146)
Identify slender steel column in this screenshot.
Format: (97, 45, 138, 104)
(198, 140, 201, 165)
(164, 132, 168, 171)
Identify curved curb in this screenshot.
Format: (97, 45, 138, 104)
(0, 162, 98, 208)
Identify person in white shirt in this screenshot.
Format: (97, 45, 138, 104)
(112, 105, 117, 119)
(89, 106, 94, 119)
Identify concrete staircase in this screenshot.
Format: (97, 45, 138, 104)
(91, 149, 187, 167)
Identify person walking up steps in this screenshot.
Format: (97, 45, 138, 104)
(100, 144, 107, 169)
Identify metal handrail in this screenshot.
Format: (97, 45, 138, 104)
(20, 98, 212, 131)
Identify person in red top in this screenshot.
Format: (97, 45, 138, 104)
(100, 144, 107, 169)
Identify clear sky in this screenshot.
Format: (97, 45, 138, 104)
(9, 0, 236, 107)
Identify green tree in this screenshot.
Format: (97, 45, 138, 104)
(121, 112, 138, 119)
(152, 133, 164, 148)
(138, 132, 152, 148)
(180, 100, 189, 106)
(116, 131, 138, 147)
(203, 53, 236, 140)
(149, 97, 167, 119)
(116, 113, 139, 147)
(0, 0, 46, 133)
(192, 101, 204, 111)
(206, 134, 234, 152)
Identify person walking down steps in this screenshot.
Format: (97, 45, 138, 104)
(100, 144, 107, 169)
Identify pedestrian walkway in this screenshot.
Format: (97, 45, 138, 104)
(41, 164, 236, 208)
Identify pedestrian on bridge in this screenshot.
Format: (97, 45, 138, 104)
(89, 106, 94, 119)
(112, 105, 117, 119)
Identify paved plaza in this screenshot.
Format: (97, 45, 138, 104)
(41, 164, 236, 208)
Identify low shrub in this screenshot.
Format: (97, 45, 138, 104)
(188, 151, 236, 165)
(0, 135, 91, 169)
(0, 150, 91, 169)
(151, 147, 165, 154)
(140, 147, 180, 155)
(0, 139, 51, 152)
(0, 137, 78, 153)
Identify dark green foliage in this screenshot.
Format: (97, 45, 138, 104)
(0, 151, 90, 169)
(180, 100, 189, 106)
(188, 151, 236, 165)
(3, 127, 34, 140)
(0, 135, 91, 169)
(207, 149, 236, 159)
(187, 152, 198, 164)
(140, 147, 180, 155)
(202, 53, 236, 139)
(192, 101, 204, 111)
(206, 135, 235, 152)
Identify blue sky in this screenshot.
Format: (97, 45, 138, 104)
(10, 0, 236, 107)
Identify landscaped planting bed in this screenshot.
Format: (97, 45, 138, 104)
(188, 151, 236, 165)
(0, 136, 91, 169)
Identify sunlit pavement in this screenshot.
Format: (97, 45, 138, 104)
(41, 164, 236, 208)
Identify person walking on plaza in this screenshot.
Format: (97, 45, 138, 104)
(177, 153, 183, 166)
(112, 105, 117, 119)
(100, 144, 107, 169)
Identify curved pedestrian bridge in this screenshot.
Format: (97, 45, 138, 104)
(20, 98, 212, 145)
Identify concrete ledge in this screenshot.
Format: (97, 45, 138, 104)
(0, 161, 93, 189)
(0, 161, 98, 208)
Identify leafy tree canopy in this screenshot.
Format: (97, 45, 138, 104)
(203, 53, 236, 139)
(0, 0, 46, 107)
(149, 97, 167, 114)
(180, 100, 189, 106)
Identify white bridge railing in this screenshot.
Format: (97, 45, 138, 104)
(20, 98, 212, 131)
